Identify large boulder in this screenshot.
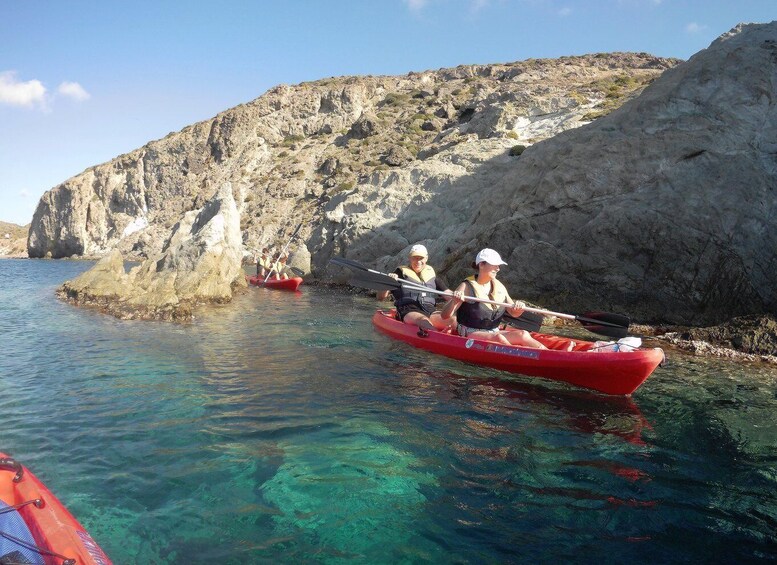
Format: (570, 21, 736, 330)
(57, 183, 246, 321)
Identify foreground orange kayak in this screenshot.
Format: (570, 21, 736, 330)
(0, 453, 111, 564)
(246, 275, 303, 291)
(372, 309, 664, 395)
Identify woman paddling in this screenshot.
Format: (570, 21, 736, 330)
(377, 244, 456, 334)
(256, 248, 273, 277)
(441, 248, 567, 350)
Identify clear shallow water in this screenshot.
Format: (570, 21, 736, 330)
(1, 258, 776, 563)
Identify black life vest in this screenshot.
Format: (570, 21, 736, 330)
(394, 265, 438, 311)
(456, 276, 509, 330)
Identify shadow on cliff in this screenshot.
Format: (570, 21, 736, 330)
(315, 23, 777, 328)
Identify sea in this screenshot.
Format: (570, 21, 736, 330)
(1, 258, 776, 564)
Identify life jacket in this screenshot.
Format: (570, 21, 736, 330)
(456, 276, 508, 330)
(394, 265, 438, 312)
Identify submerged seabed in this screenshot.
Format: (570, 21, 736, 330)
(1, 258, 776, 563)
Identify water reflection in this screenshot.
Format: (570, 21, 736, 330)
(386, 362, 651, 446)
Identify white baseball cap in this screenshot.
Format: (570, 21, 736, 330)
(475, 248, 507, 266)
(408, 244, 428, 258)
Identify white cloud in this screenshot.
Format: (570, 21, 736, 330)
(404, 0, 428, 11)
(470, 0, 489, 13)
(558, 7, 572, 16)
(0, 71, 46, 108)
(685, 22, 707, 34)
(58, 81, 90, 101)
(19, 188, 29, 198)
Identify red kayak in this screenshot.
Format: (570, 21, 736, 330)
(0, 453, 112, 564)
(372, 310, 664, 395)
(246, 275, 303, 291)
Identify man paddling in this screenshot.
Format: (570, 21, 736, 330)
(377, 244, 456, 334)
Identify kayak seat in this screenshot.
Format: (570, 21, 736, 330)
(0, 500, 44, 564)
(0, 550, 37, 564)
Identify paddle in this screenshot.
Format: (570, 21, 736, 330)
(331, 256, 550, 334)
(263, 223, 303, 285)
(503, 311, 545, 332)
(347, 268, 631, 339)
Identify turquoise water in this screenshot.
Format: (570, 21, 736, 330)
(1, 258, 776, 563)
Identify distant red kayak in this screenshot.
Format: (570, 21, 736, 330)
(372, 309, 664, 395)
(246, 275, 303, 291)
(0, 453, 112, 564)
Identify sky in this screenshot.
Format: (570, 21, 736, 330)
(1, 1, 774, 225)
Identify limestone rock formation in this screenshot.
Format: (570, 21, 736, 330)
(322, 22, 777, 327)
(0, 222, 29, 257)
(29, 52, 674, 261)
(57, 183, 246, 320)
(29, 22, 777, 331)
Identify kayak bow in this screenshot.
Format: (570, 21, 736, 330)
(246, 275, 303, 291)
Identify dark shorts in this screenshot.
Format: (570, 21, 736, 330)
(396, 303, 434, 321)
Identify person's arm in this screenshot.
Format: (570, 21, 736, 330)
(377, 269, 401, 301)
(504, 292, 526, 317)
(440, 283, 467, 320)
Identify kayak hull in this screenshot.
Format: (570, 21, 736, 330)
(246, 275, 303, 291)
(0, 452, 112, 564)
(372, 310, 663, 395)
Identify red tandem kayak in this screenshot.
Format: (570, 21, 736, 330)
(372, 309, 664, 395)
(0, 453, 112, 564)
(246, 275, 303, 291)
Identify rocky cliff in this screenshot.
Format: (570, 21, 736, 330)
(0, 222, 28, 257)
(28, 52, 673, 262)
(29, 22, 777, 327)
(57, 183, 246, 321)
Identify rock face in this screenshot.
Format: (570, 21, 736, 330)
(57, 183, 246, 320)
(29, 22, 777, 328)
(672, 315, 777, 357)
(318, 22, 777, 327)
(29, 52, 674, 261)
(0, 222, 28, 257)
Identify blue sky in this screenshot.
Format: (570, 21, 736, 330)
(1, 1, 774, 225)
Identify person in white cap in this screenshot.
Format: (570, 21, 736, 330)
(441, 248, 555, 349)
(377, 243, 456, 334)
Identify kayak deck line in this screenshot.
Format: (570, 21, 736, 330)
(0, 453, 112, 564)
(372, 309, 664, 395)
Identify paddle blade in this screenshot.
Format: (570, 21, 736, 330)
(503, 311, 545, 332)
(348, 270, 402, 291)
(577, 311, 631, 339)
(329, 257, 369, 272)
(580, 323, 629, 339)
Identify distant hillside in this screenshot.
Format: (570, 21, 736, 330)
(0, 222, 28, 257)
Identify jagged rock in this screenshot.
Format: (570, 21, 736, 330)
(288, 243, 312, 275)
(673, 315, 777, 356)
(57, 183, 246, 321)
(318, 157, 339, 175)
(382, 146, 414, 167)
(29, 52, 672, 262)
(347, 112, 379, 139)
